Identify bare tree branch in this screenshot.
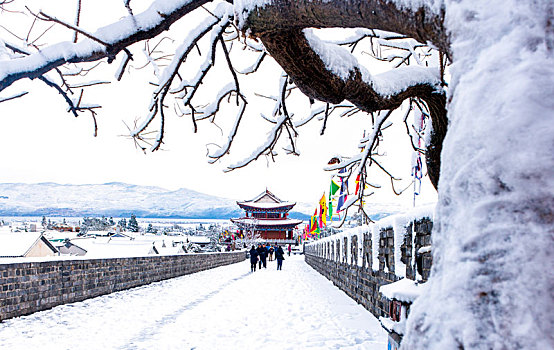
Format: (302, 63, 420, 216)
(320, 103, 330, 136)
(0, 0, 214, 92)
(219, 34, 240, 105)
(73, 0, 82, 43)
(32, 9, 111, 48)
(0, 90, 28, 103)
(208, 93, 247, 163)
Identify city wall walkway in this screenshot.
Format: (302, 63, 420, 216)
(0, 255, 387, 350)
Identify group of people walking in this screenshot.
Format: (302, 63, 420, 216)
(249, 243, 286, 271)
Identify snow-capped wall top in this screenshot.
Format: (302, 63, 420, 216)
(380, 278, 426, 303)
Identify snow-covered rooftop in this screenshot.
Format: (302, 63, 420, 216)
(43, 230, 80, 241)
(247, 189, 282, 203)
(0, 232, 47, 257)
(237, 201, 295, 209)
(231, 218, 302, 226)
(237, 189, 296, 209)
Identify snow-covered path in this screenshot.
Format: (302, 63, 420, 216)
(0, 255, 387, 349)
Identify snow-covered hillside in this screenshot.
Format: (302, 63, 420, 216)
(0, 182, 314, 219)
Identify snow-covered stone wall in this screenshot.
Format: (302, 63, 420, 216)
(0, 251, 245, 321)
(304, 206, 434, 318)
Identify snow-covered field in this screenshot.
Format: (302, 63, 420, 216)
(0, 255, 386, 349)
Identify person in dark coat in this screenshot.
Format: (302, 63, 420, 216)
(257, 244, 267, 269)
(249, 246, 259, 272)
(256, 244, 263, 269)
(268, 246, 274, 261)
(262, 244, 268, 268)
(275, 245, 285, 270)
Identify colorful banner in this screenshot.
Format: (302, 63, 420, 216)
(319, 193, 327, 227)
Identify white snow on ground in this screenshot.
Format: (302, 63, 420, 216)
(0, 255, 387, 350)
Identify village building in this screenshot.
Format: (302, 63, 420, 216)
(0, 232, 58, 258)
(54, 239, 88, 256)
(231, 189, 302, 243)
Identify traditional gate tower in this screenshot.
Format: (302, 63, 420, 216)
(231, 189, 302, 242)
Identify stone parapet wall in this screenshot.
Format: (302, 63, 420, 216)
(305, 254, 396, 318)
(0, 251, 245, 321)
(305, 211, 434, 319)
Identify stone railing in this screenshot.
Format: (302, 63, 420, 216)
(0, 251, 245, 321)
(304, 208, 433, 319)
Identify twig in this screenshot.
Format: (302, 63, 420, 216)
(320, 103, 330, 135)
(34, 9, 111, 47)
(38, 75, 79, 117)
(0, 91, 28, 103)
(25, 16, 37, 43)
(74, 0, 82, 43)
(219, 35, 240, 105)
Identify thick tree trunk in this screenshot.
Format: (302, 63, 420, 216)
(401, 1, 554, 349)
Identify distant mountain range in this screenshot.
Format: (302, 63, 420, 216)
(0, 182, 410, 221)
(0, 182, 314, 220)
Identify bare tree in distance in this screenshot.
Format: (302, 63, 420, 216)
(241, 217, 261, 249)
(0, 1, 552, 349)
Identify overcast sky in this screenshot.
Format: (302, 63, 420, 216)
(0, 0, 437, 208)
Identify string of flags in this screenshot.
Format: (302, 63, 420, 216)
(220, 230, 243, 242)
(302, 157, 375, 242)
(302, 170, 351, 241)
(302, 111, 430, 242)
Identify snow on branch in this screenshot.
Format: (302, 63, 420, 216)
(323, 28, 407, 47)
(236, 51, 266, 74)
(304, 29, 441, 99)
(0, 90, 28, 103)
(131, 3, 233, 151)
(183, 82, 237, 121)
(294, 102, 357, 128)
(0, 0, 213, 92)
(207, 94, 247, 162)
(1, 33, 106, 126)
(216, 73, 299, 170)
(224, 113, 289, 171)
